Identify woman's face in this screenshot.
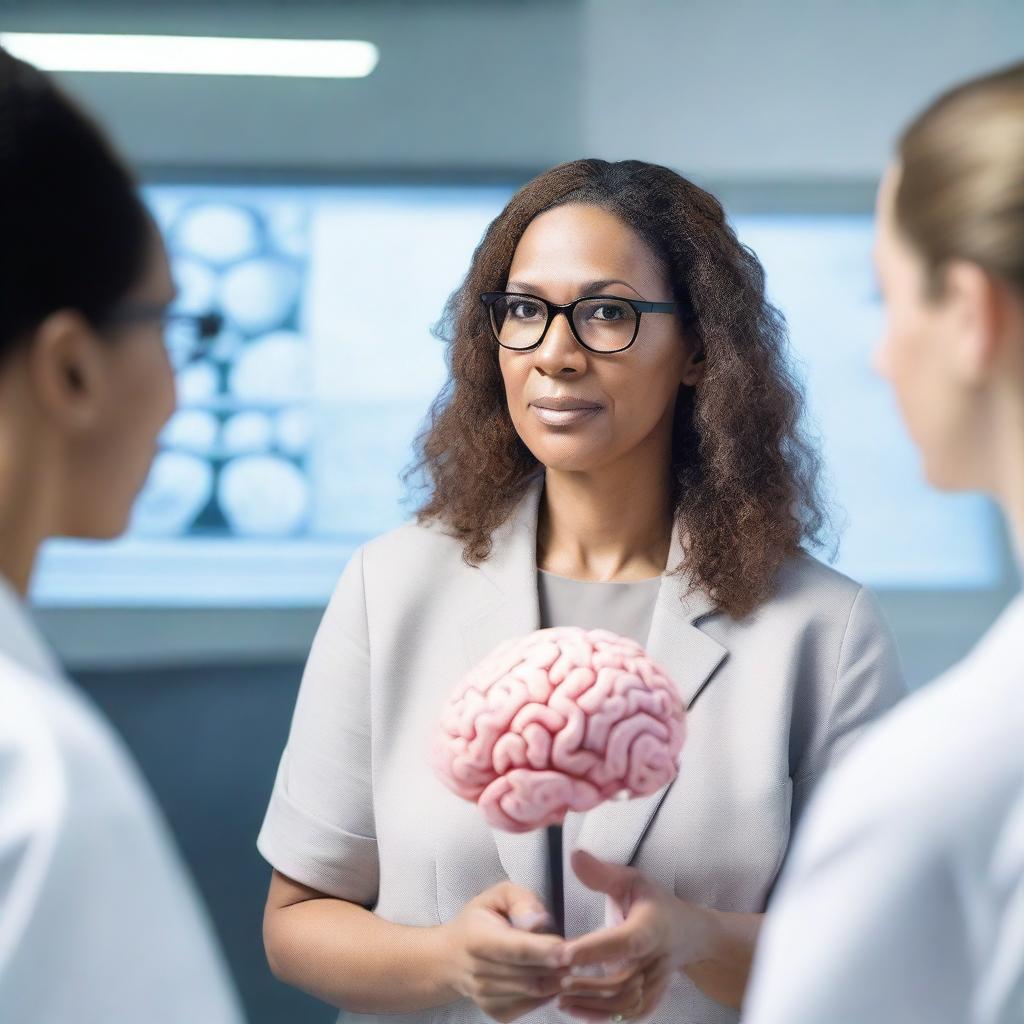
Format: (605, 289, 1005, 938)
(498, 203, 701, 478)
(872, 162, 989, 492)
(63, 223, 178, 538)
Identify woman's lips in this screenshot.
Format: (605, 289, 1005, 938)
(530, 405, 602, 426)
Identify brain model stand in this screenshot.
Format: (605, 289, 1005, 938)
(431, 626, 686, 962)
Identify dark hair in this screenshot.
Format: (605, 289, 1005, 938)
(0, 47, 150, 358)
(406, 159, 832, 620)
(896, 59, 1024, 299)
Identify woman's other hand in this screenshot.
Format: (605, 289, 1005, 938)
(439, 880, 571, 1022)
(556, 849, 713, 1021)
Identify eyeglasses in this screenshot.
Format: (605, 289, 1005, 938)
(480, 291, 678, 354)
(102, 304, 224, 369)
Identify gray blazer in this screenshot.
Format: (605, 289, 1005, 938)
(258, 477, 907, 1024)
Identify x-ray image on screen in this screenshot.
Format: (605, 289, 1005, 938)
(136, 191, 313, 539)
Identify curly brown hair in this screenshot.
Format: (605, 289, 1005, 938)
(405, 159, 833, 619)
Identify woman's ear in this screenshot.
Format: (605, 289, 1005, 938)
(940, 260, 1009, 387)
(681, 343, 706, 386)
(26, 310, 109, 433)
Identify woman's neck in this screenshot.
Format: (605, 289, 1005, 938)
(537, 466, 674, 582)
(991, 370, 1024, 577)
(1000, 432, 1024, 576)
(0, 534, 41, 598)
(0, 422, 51, 598)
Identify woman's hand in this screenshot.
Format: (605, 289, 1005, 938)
(556, 849, 716, 1022)
(439, 880, 572, 1022)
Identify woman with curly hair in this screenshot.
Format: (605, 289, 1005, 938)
(258, 159, 907, 1024)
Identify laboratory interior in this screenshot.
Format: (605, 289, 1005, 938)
(1, 2, 1023, 1024)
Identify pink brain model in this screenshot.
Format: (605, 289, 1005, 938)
(431, 626, 686, 832)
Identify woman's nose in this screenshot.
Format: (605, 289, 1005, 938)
(534, 311, 587, 375)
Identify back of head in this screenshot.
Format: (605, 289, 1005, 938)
(0, 47, 149, 359)
(896, 60, 1024, 298)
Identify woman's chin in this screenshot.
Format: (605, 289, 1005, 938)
(531, 449, 603, 475)
(920, 454, 972, 494)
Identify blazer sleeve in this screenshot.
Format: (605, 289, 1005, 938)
(256, 546, 379, 907)
(790, 585, 908, 838)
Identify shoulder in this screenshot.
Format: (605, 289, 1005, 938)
(727, 550, 884, 646)
(800, 601, 1024, 847)
(867, 595, 1024, 789)
(361, 515, 464, 570)
(0, 655, 67, 855)
(356, 515, 472, 596)
(770, 550, 864, 618)
(341, 515, 493, 624)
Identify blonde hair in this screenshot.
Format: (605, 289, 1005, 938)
(896, 60, 1024, 298)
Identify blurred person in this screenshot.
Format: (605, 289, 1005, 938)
(0, 48, 245, 1024)
(257, 158, 907, 1023)
(744, 60, 1024, 1024)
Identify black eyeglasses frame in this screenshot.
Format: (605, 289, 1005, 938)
(100, 304, 224, 365)
(480, 291, 680, 354)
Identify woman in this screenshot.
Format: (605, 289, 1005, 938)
(0, 50, 244, 1023)
(744, 61, 1024, 1023)
(258, 159, 907, 1023)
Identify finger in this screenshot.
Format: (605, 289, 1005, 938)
(559, 987, 643, 1020)
(560, 957, 670, 1020)
(473, 971, 567, 1000)
(563, 923, 652, 968)
(474, 960, 570, 982)
(499, 883, 554, 930)
(558, 961, 642, 995)
(559, 987, 643, 1013)
(471, 910, 567, 968)
(570, 849, 636, 901)
(632, 975, 671, 1021)
(507, 908, 554, 932)
(476, 933, 567, 970)
(559, 1007, 616, 1023)
(559, 972, 643, 1008)
(480, 995, 552, 1023)
(632, 957, 673, 1018)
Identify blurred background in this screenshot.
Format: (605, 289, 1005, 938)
(2, 1, 1022, 1021)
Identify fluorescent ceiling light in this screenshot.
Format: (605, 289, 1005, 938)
(0, 32, 379, 78)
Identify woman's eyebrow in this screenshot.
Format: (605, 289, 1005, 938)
(581, 278, 644, 297)
(505, 278, 645, 297)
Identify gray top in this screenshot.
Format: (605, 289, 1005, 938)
(538, 568, 662, 936)
(537, 568, 663, 647)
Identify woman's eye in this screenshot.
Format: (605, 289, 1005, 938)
(510, 301, 543, 320)
(592, 303, 626, 321)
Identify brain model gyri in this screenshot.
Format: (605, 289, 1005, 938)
(431, 627, 686, 832)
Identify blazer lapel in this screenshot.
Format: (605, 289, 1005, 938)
(565, 528, 728, 937)
(459, 476, 549, 906)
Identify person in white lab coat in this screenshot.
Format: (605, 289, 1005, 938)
(0, 49, 245, 1024)
(743, 60, 1024, 1024)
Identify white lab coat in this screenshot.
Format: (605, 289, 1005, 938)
(0, 577, 246, 1024)
(744, 591, 1024, 1024)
